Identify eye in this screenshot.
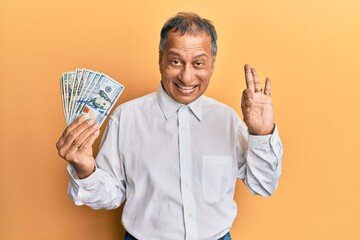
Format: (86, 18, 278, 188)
(194, 61, 205, 68)
(171, 59, 181, 65)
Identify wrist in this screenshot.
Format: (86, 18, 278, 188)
(249, 123, 275, 136)
(73, 162, 96, 179)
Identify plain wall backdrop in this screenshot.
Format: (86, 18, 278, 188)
(0, 0, 359, 239)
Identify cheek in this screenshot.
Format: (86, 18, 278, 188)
(198, 70, 212, 83)
(161, 67, 178, 82)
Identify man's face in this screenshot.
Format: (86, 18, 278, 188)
(159, 31, 215, 104)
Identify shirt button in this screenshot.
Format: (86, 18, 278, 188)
(183, 154, 188, 159)
(188, 213, 192, 218)
(185, 183, 189, 187)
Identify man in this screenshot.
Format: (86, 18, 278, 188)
(56, 12, 283, 240)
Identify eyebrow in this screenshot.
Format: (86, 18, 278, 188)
(167, 50, 209, 59)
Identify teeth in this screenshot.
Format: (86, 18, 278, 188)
(176, 84, 195, 90)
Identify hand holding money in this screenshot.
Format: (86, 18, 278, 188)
(56, 115, 100, 178)
(57, 69, 124, 178)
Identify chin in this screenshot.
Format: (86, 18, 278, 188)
(174, 95, 198, 104)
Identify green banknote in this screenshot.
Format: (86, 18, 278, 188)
(60, 69, 124, 126)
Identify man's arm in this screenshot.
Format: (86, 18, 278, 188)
(56, 115, 126, 209)
(238, 64, 283, 196)
(237, 124, 283, 197)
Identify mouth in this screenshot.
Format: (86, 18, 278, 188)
(175, 83, 198, 94)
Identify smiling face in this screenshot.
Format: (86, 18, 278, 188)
(159, 31, 216, 104)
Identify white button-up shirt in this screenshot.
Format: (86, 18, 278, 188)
(68, 85, 283, 240)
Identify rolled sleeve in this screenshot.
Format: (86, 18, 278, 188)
(243, 125, 283, 197)
(67, 161, 125, 210)
(67, 164, 103, 206)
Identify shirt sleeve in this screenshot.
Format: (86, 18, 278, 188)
(67, 114, 126, 210)
(237, 124, 283, 197)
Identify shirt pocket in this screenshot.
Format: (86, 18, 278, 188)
(202, 155, 233, 204)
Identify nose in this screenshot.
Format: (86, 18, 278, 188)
(178, 64, 193, 84)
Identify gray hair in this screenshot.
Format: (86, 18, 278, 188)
(159, 12, 218, 56)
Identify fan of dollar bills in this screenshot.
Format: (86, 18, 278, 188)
(60, 69, 124, 126)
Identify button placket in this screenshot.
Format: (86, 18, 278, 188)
(178, 106, 198, 240)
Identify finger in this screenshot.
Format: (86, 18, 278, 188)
(241, 89, 253, 109)
(62, 117, 95, 149)
(58, 120, 99, 160)
(264, 77, 271, 96)
(72, 122, 100, 150)
(244, 64, 255, 92)
(251, 67, 262, 93)
(57, 115, 87, 147)
(78, 129, 101, 151)
(64, 119, 98, 148)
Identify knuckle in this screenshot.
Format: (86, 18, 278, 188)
(68, 131, 76, 140)
(73, 137, 80, 144)
(64, 127, 72, 137)
(75, 116, 85, 125)
(58, 149, 66, 158)
(78, 144, 87, 150)
(64, 152, 74, 161)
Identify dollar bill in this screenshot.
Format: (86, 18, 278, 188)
(60, 69, 124, 126)
(61, 72, 73, 124)
(66, 72, 76, 125)
(73, 71, 101, 120)
(76, 74, 124, 125)
(60, 73, 67, 123)
(69, 69, 83, 119)
(69, 69, 92, 123)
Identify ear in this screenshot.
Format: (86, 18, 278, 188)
(210, 56, 216, 74)
(158, 51, 163, 72)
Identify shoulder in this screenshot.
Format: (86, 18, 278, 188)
(202, 95, 239, 116)
(110, 92, 157, 119)
(202, 95, 247, 131)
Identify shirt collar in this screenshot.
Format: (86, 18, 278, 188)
(156, 84, 203, 121)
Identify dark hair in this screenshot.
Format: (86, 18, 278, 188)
(159, 12, 218, 56)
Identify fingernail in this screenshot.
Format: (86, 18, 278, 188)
(79, 115, 86, 122)
(87, 119, 95, 125)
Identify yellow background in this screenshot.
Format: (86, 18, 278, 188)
(1, 0, 359, 239)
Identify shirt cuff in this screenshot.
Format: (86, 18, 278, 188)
(67, 164, 101, 188)
(248, 124, 281, 150)
(67, 164, 103, 206)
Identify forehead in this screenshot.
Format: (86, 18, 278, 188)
(164, 31, 212, 55)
